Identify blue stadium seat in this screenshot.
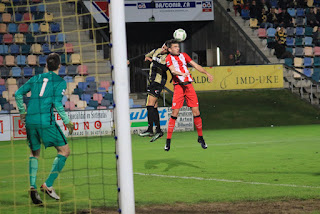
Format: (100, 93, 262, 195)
(26, 34, 35, 44)
(50, 23, 60, 33)
(295, 47, 304, 56)
(14, 13, 23, 22)
(48, 35, 56, 43)
(286, 47, 293, 53)
(57, 33, 66, 43)
(29, 23, 39, 33)
(0, 67, 10, 78)
(85, 106, 95, 110)
(17, 55, 26, 66)
(312, 68, 320, 81)
(73, 88, 83, 96)
(86, 76, 95, 83)
(285, 58, 293, 66)
(241, 9, 250, 20)
(287, 8, 296, 17)
(30, 5, 37, 13)
(63, 76, 73, 83)
(21, 44, 31, 55)
(267, 28, 276, 37)
(39, 55, 47, 65)
(295, 27, 304, 36)
(0, 45, 9, 55)
(23, 67, 33, 77)
(295, 17, 305, 26)
(78, 82, 88, 90)
(295, 37, 303, 46)
(270, 0, 278, 7)
(59, 66, 66, 76)
(42, 44, 51, 54)
(10, 44, 20, 55)
(38, 4, 45, 13)
(80, 93, 91, 104)
(305, 37, 313, 46)
(303, 68, 312, 77)
(286, 27, 295, 37)
(0, 85, 6, 94)
(314, 56, 320, 66)
(304, 57, 312, 67)
(67, 65, 77, 75)
(305, 27, 313, 36)
(88, 100, 98, 109)
(296, 8, 305, 17)
(8, 23, 17, 34)
(12, 67, 22, 77)
(62, 95, 68, 105)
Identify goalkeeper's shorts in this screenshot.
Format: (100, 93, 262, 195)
(26, 123, 68, 151)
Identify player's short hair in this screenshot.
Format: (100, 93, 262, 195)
(47, 53, 60, 71)
(166, 39, 180, 48)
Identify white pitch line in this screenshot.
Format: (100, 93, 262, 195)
(134, 172, 320, 189)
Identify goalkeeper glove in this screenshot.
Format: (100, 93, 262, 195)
(20, 113, 26, 125)
(66, 122, 74, 135)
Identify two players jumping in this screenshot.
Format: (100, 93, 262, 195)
(131, 39, 213, 151)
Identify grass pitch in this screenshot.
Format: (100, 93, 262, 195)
(1, 124, 320, 213)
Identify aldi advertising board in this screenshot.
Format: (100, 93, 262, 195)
(84, 0, 214, 23)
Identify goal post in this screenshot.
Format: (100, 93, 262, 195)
(109, 0, 136, 213)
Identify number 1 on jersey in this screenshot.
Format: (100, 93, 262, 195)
(39, 78, 49, 97)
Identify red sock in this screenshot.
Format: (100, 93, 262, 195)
(167, 117, 177, 139)
(194, 116, 203, 137)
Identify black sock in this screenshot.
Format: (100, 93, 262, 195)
(154, 107, 161, 133)
(146, 106, 154, 132)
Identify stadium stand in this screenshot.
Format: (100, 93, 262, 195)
(0, 1, 143, 113)
(221, 0, 320, 83)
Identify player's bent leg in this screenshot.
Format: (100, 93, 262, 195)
(191, 107, 207, 149)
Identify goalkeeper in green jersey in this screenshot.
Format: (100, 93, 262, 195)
(15, 53, 75, 205)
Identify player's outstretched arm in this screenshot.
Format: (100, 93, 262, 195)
(189, 60, 213, 83)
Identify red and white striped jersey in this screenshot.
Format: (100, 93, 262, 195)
(166, 53, 193, 84)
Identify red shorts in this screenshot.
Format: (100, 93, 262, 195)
(172, 83, 199, 109)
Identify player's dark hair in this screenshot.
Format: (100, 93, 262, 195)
(166, 39, 180, 48)
(47, 53, 60, 71)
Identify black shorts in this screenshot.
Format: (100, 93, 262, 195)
(147, 82, 164, 98)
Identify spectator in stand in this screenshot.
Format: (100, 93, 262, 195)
(233, 0, 244, 16)
(306, 8, 319, 27)
(235, 50, 245, 65)
(258, 0, 271, 13)
(278, 0, 290, 9)
(267, 8, 279, 27)
(277, 8, 292, 27)
(250, 0, 260, 18)
(274, 40, 294, 59)
(316, 7, 320, 24)
(313, 27, 320, 46)
(275, 26, 287, 45)
(226, 54, 235, 66)
(259, 8, 270, 28)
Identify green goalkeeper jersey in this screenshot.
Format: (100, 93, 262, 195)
(15, 71, 70, 127)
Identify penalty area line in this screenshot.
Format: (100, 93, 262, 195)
(134, 172, 320, 189)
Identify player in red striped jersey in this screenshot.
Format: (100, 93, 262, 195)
(164, 39, 213, 151)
